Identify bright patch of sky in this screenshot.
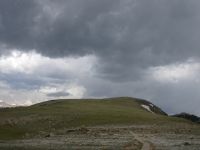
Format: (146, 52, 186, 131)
(0, 50, 97, 105)
(148, 58, 200, 83)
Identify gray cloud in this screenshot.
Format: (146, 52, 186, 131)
(0, 0, 39, 50)
(0, 73, 45, 90)
(47, 91, 70, 98)
(1, 0, 200, 81)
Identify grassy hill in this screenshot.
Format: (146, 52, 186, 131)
(0, 97, 191, 140)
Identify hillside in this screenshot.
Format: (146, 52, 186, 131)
(0, 97, 191, 140)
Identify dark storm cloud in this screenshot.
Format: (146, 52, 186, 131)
(47, 91, 70, 98)
(0, 0, 39, 50)
(1, 0, 200, 81)
(0, 0, 119, 56)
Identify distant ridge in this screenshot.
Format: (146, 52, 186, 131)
(0, 100, 12, 108)
(172, 112, 200, 123)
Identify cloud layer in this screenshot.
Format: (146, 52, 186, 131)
(0, 0, 200, 115)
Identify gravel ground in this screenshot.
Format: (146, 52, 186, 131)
(0, 125, 199, 150)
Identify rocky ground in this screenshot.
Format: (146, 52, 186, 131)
(0, 124, 200, 150)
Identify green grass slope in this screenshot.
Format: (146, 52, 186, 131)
(0, 97, 191, 140)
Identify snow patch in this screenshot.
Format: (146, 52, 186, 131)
(0, 100, 3, 103)
(141, 104, 154, 114)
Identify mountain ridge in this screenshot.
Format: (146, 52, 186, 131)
(172, 112, 200, 123)
(0, 100, 12, 108)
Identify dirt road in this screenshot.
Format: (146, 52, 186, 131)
(129, 131, 153, 150)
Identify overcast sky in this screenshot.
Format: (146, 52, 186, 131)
(0, 0, 200, 115)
